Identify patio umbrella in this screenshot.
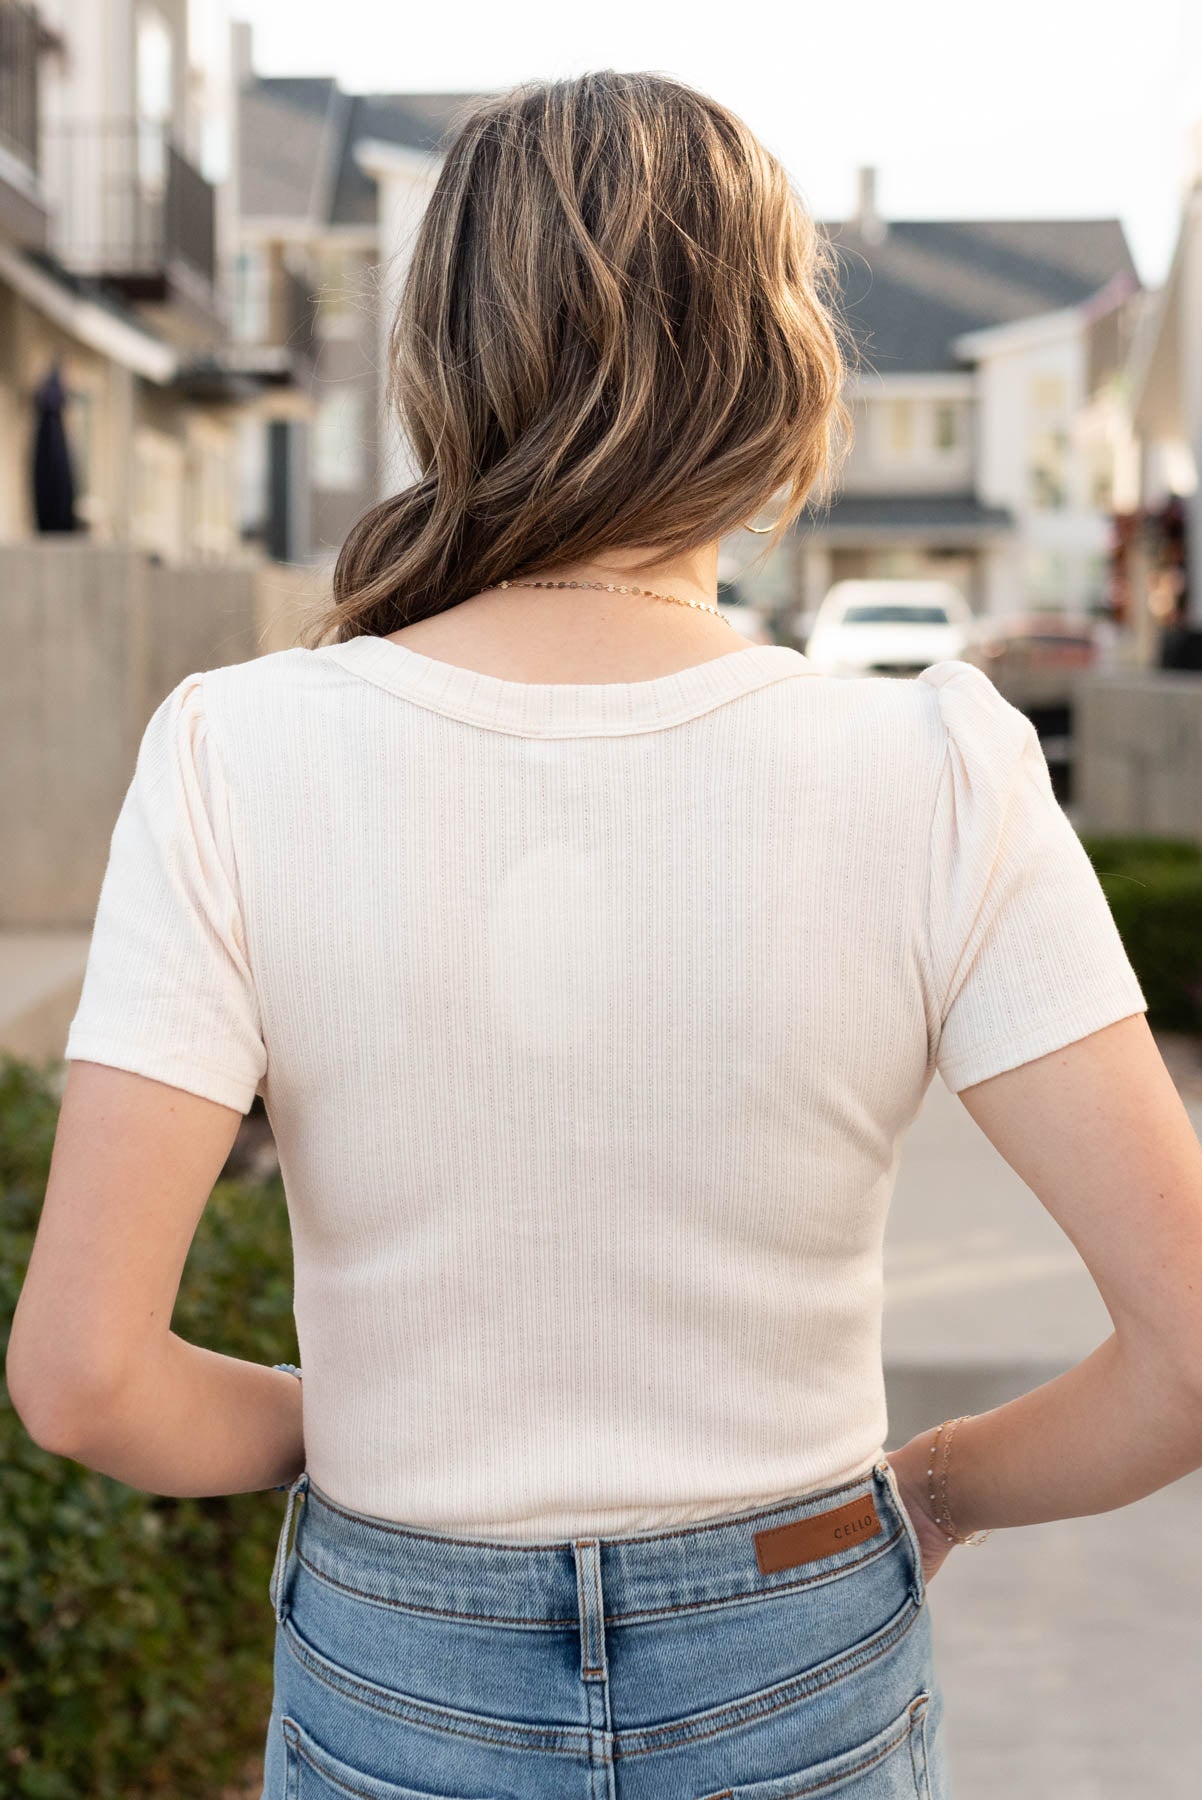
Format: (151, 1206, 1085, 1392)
(31, 361, 80, 533)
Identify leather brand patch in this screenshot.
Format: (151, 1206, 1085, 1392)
(753, 1494, 883, 1574)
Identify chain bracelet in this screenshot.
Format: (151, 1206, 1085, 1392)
(925, 1414, 992, 1547)
(272, 1362, 303, 1493)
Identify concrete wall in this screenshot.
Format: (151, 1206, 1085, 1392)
(1074, 671, 1202, 844)
(0, 541, 328, 926)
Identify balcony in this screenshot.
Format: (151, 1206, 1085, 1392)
(0, 1, 60, 247)
(41, 117, 218, 325)
(219, 251, 319, 385)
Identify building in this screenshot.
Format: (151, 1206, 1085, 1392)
(1122, 120, 1202, 658)
(0, 0, 314, 561)
(232, 32, 484, 568)
(734, 169, 1142, 632)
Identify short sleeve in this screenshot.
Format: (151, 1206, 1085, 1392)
(63, 671, 268, 1113)
(920, 660, 1147, 1094)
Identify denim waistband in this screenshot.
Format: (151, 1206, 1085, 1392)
(271, 1459, 921, 1630)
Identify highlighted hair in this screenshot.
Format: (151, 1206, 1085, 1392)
(299, 69, 851, 646)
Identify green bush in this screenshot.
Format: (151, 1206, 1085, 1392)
(1079, 834, 1202, 872)
(0, 1053, 297, 1798)
(1080, 835, 1202, 1033)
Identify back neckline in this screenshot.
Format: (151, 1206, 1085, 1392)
(315, 635, 820, 738)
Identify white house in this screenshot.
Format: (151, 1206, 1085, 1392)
(733, 170, 1142, 634)
(1124, 121, 1202, 643)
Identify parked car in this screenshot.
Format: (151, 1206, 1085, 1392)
(802, 580, 975, 677)
(959, 612, 1101, 708)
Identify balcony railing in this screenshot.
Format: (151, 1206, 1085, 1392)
(229, 258, 318, 363)
(0, 1, 40, 171)
(42, 117, 216, 296)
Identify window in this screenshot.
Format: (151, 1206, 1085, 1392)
(843, 604, 951, 625)
(131, 427, 185, 562)
(887, 400, 914, 456)
(314, 245, 362, 338)
(1030, 430, 1069, 508)
(188, 424, 236, 559)
(933, 403, 958, 451)
(236, 415, 268, 539)
(231, 246, 269, 343)
(313, 387, 367, 492)
(1088, 443, 1113, 511)
(135, 7, 172, 187)
(1028, 372, 1071, 510)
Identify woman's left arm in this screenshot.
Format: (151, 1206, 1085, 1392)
(5, 1058, 304, 1496)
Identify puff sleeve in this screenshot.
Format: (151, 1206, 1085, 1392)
(63, 671, 268, 1113)
(920, 660, 1147, 1094)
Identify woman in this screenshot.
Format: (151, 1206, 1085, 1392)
(10, 70, 1202, 1800)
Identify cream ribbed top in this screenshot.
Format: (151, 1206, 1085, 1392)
(64, 639, 1147, 1537)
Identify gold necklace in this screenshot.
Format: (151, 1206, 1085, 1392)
(491, 575, 726, 620)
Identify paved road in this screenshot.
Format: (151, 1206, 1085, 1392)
(882, 1037, 1202, 1799)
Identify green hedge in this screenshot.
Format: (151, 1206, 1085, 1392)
(1079, 835, 1202, 1034)
(0, 1053, 297, 1799)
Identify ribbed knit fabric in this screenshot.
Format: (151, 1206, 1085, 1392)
(63, 638, 1147, 1538)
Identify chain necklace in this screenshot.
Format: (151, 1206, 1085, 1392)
(490, 575, 725, 620)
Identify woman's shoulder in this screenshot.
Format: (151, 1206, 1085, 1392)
(199, 644, 357, 720)
(913, 657, 1039, 759)
(202, 644, 319, 697)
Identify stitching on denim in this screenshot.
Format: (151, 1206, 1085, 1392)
(283, 1711, 299, 1800)
(611, 1599, 920, 1759)
(280, 1614, 573, 1755)
(911, 1691, 932, 1798)
(575, 1542, 605, 1679)
(293, 1524, 904, 1627)
(589, 1545, 605, 1678)
(294, 1542, 577, 1625)
(698, 1699, 919, 1800)
(283, 1717, 430, 1800)
(278, 1585, 919, 1763)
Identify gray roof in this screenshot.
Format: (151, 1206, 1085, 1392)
(239, 78, 339, 218)
(806, 492, 1015, 539)
(329, 93, 488, 224)
(238, 78, 488, 225)
(822, 219, 1139, 373)
(237, 83, 1137, 378)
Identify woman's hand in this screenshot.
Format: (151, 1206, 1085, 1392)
(885, 1435, 955, 1587)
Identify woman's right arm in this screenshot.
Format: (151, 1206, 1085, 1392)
(889, 1009, 1202, 1546)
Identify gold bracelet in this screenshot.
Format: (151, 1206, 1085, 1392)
(926, 1415, 992, 1547)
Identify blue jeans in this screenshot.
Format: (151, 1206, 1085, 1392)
(260, 1459, 949, 1798)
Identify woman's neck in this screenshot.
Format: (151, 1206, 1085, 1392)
(382, 541, 752, 684)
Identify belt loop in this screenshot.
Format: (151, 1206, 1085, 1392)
(269, 1468, 309, 1625)
(572, 1538, 608, 1684)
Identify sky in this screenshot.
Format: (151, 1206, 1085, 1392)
(225, 0, 1202, 289)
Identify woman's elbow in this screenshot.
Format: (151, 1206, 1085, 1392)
(6, 1319, 128, 1460)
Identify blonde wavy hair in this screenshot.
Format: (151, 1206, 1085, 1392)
(298, 69, 852, 648)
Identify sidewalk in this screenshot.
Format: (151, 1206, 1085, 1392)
(883, 1032, 1202, 1798)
